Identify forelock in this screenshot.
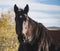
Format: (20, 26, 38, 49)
(19, 9, 23, 12)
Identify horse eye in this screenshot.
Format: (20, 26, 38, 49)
(20, 15, 22, 18)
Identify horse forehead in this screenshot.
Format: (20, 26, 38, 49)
(18, 9, 23, 14)
(19, 9, 23, 11)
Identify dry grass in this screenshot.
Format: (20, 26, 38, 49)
(0, 11, 19, 51)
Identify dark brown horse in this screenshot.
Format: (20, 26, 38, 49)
(14, 4, 57, 51)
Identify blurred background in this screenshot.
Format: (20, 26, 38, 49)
(0, 0, 60, 27)
(0, 0, 60, 51)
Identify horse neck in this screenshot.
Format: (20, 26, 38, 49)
(29, 18, 38, 34)
(28, 17, 41, 38)
(28, 17, 44, 45)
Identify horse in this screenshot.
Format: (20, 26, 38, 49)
(14, 4, 56, 51)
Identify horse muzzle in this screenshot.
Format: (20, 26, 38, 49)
(23, 34, 32, 43)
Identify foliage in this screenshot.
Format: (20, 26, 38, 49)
(0, 11, 19, 51)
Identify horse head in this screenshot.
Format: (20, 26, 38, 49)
(14, 4, 35, 44)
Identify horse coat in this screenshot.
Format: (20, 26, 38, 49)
(14, 4, 59, 51)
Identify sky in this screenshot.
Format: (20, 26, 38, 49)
(0, 0, 60, 27)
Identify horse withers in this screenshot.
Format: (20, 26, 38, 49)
(14, 4, 56, 51)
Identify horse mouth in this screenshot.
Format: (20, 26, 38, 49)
(23, 35, 32, 43)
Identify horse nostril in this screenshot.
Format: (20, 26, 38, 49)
(23, 36, 26, 39)
(23, 34, 26, 39)
(23, 35, 28, 41)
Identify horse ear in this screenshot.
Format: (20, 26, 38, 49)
(24, 4, 29, 14)
(14, 4, 18, 13)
